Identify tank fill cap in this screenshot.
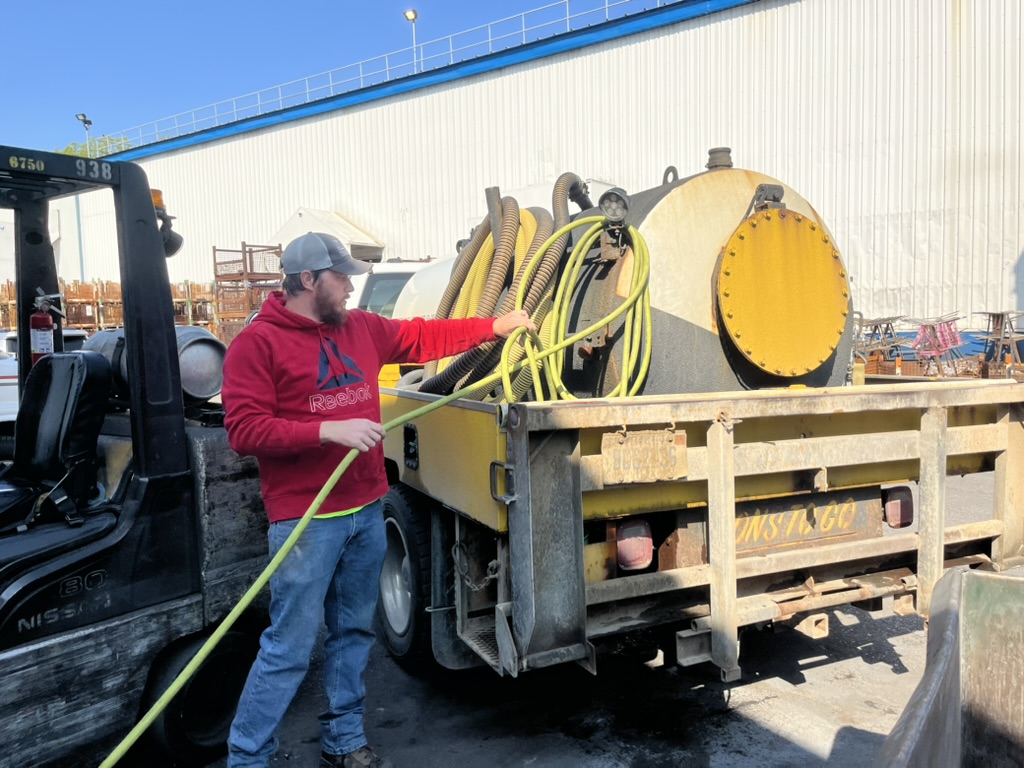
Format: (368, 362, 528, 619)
(706, 147, 733, 170)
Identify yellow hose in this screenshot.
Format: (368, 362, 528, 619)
(434, 208, 554, 397)
(499, 217, 652, 403)
(439, 235, 495, 374)
(452, 234, 495, 320)
(99, 219, 650, 768)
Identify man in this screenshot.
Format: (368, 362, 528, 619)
(221, 231, 535, 768)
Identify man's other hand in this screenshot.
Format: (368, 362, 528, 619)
(493, 310, 537, 338)
(320, 419, 387, 451)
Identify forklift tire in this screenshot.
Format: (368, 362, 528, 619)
(144, 629, 259, 765)
(377, 485, 432, 665)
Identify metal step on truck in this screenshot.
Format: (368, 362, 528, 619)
(0, 146, 269, 768)
(373, 154, 1024, 683)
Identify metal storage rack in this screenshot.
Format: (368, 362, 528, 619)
(212, 242, 282, 344)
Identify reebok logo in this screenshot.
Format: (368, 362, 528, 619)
(309, 382, 373, 413)
(318, 337, 365, 390)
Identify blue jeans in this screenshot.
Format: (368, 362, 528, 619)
(227, 500, 386, 767)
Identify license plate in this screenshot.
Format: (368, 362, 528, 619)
(601, 429, 687, 485)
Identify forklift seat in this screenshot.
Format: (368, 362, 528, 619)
(0, 352, 112, 535)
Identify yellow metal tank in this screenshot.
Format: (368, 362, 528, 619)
(564, 149, 853, 397)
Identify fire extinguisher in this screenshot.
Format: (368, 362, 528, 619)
(30, 290, 65, 367)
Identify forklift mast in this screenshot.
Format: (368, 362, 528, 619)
(1, 147, 187, 477)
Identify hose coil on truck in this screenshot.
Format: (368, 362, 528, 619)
(410, 147, 854, 400)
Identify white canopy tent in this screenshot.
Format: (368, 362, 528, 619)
(269, 208, 384, 264)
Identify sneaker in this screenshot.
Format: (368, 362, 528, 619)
(320, 745, 393, 768)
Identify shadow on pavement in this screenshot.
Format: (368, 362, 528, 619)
(136, 606, 920, 768)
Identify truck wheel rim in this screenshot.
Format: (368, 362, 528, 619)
(380, 517, 412, 636)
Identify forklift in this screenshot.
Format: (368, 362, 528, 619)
(0, 146, 269, 767)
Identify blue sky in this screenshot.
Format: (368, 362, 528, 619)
(3, 1, 539, 152)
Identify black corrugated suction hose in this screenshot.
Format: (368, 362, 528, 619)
(426, 206, 555, 396)
(473, 172, 591, 401)
(419, 172, 590, 397)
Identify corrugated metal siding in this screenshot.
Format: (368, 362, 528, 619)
(54, 0, 1022, 326)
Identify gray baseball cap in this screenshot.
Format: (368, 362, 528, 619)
(280, 232, 371, 276)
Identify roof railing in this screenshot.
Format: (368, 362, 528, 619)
(103, 0, 670, 151)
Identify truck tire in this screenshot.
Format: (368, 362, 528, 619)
(144, 629, 259, 765)
(377, 485, 432, 665)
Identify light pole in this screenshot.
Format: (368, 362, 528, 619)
(75, 113, 93, 158)
(404, 9, 418, 73)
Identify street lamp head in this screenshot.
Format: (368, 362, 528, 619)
(404, 9, 417, 21)
(75, 113, 92, 129)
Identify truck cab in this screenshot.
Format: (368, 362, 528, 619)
(0, 146, 268, 767)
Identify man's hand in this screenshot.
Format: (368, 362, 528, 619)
(493, 309, 537, 338)
(320, 419, 387, 451)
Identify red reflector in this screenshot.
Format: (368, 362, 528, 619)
(617, 520, 653, 571)
(882, 486, 914, 529)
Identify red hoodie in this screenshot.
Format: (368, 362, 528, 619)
(222, 291, 495, 523)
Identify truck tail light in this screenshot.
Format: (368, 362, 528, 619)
(617, 519, 653, 571)
(882, 486, 914, 529)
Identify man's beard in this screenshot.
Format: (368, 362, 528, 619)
(314, 288, 347, 327)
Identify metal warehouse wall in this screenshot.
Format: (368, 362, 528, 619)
(57, 0, 1022, 326)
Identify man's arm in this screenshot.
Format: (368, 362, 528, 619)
(368, 309, 538, 365)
